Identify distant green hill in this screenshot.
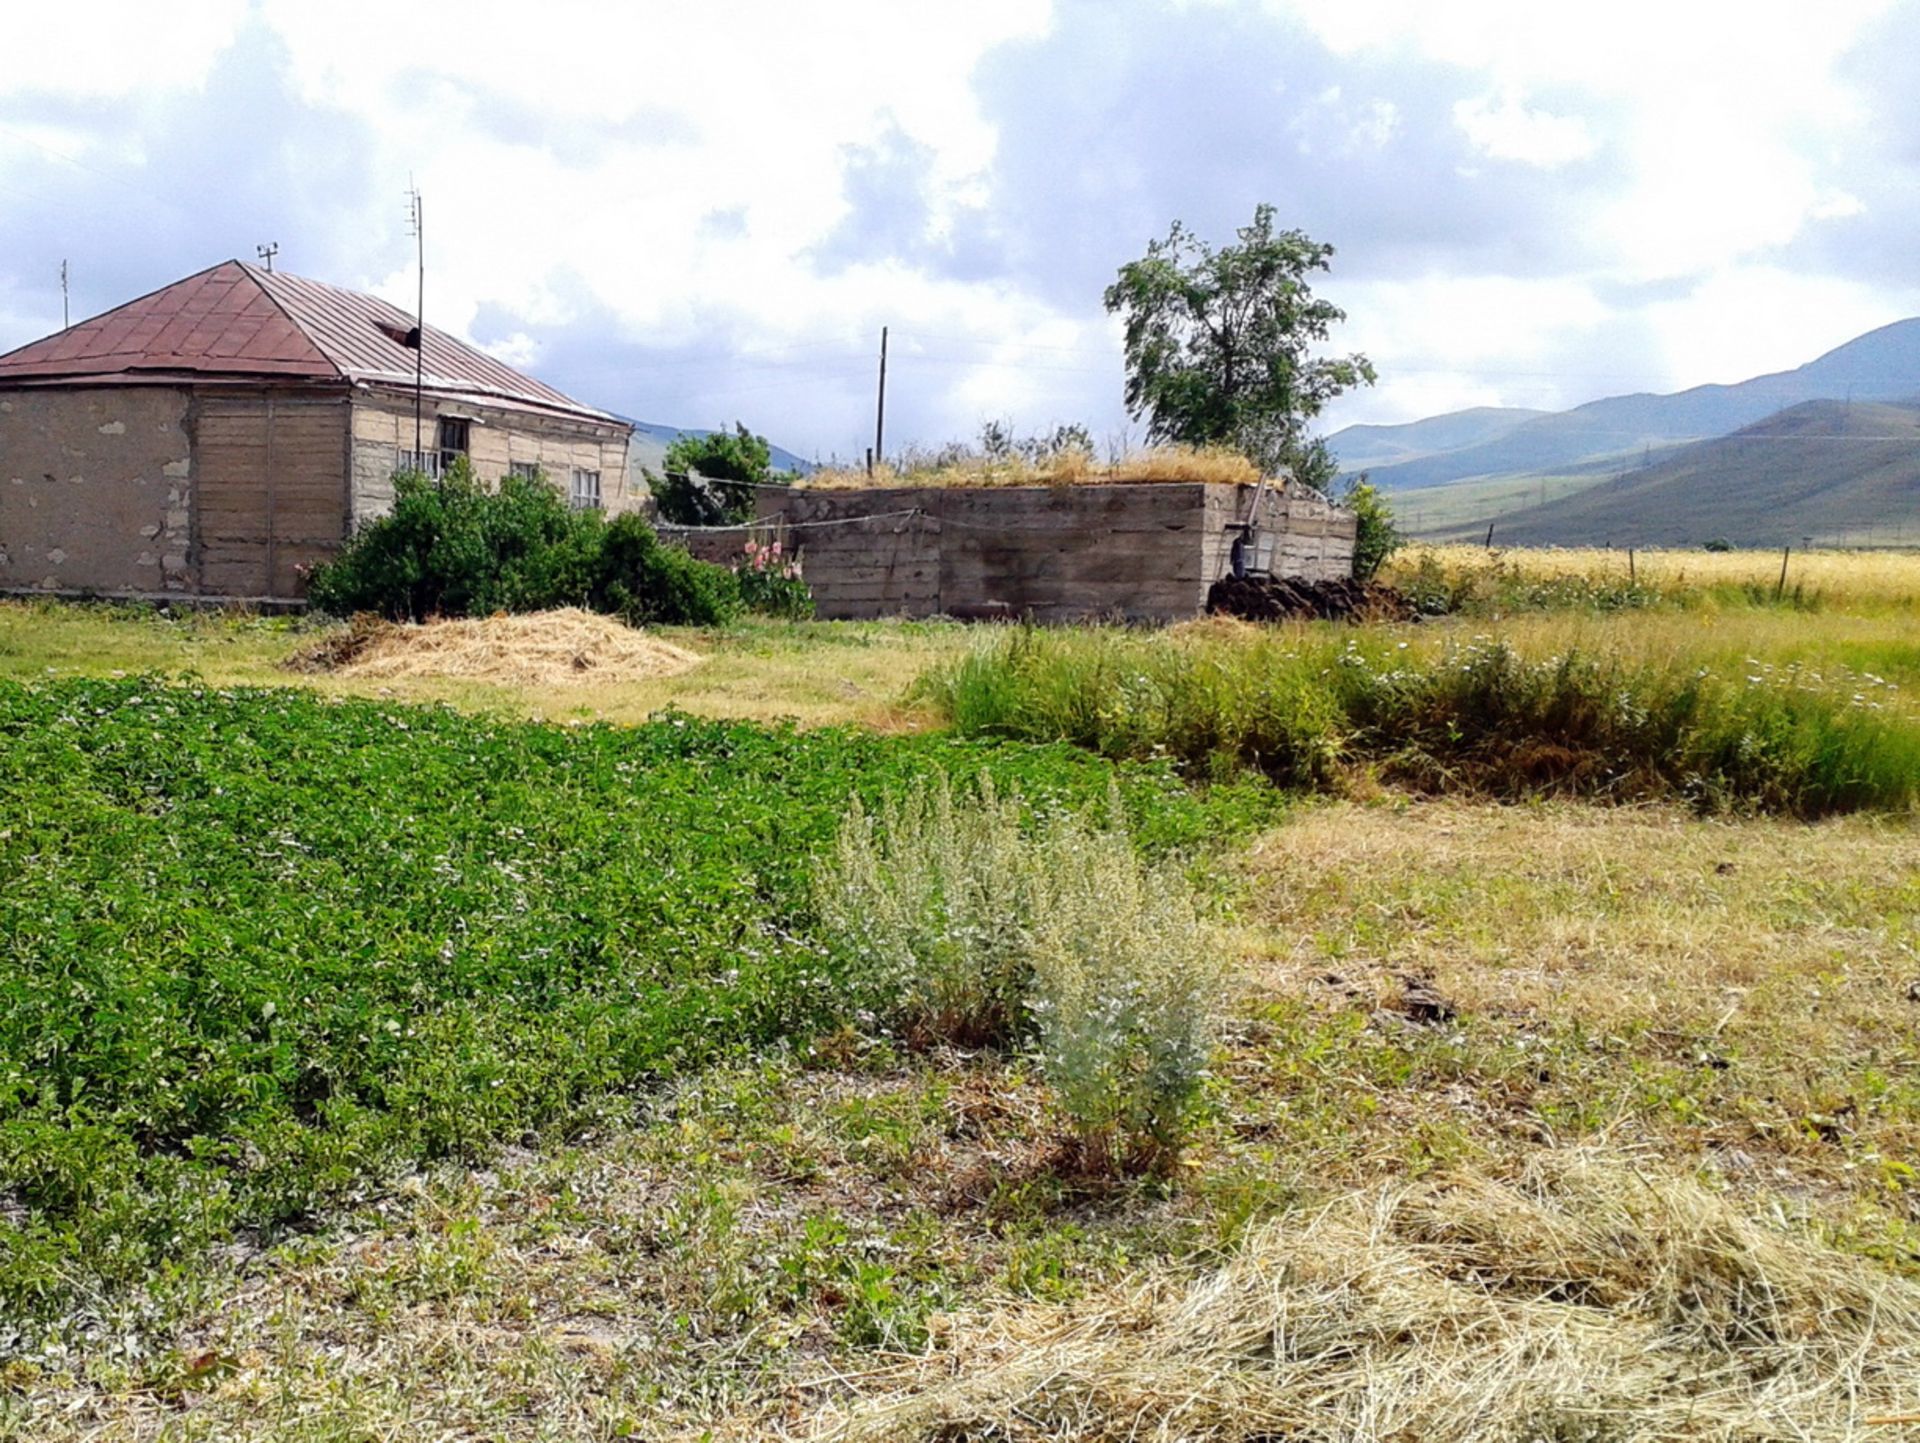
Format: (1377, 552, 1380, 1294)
(1340, 317, 1920, 493)
(1328, 407, 1547, 472)
(1474, 400, 1920, 548)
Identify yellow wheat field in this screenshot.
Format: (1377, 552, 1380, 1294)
(1392, 542, 1920, 608)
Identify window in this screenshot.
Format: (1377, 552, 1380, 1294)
(508, 460, 542, 481)
(436, 416, 471, 476)
(570, 468, 602, 511)
(396, 447, 441, 478)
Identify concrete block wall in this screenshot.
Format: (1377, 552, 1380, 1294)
(724, 481, 1357, 622)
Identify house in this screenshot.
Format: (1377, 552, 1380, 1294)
(0, 260, 635, 601)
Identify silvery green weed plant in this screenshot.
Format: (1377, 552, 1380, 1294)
(813, 773, 1040, 1045)
(815, 773, 1222, 1173)
(1025, 807, 1222, 1175)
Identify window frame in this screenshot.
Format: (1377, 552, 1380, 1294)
(569, 467, 603, 511)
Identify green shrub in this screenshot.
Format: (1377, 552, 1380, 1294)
(1339, 478, 1403, 582)
(306, 461, 602, 620)
(814, 775, 1220, 1171)
(306, 465, 745, 628)
(593, 512, 742, 626)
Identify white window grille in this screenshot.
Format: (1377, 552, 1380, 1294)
(570, 468, 603, 510)
(396, 448, 442, 478)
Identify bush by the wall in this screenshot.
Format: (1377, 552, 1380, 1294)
(307, 466, 748, 627)
(1339, 478, 1403, 583)
(593, 512, 742, 627)
(306, 461, 600, 620)
(733, 537, 814, 620)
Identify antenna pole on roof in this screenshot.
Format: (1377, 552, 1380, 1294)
(873, 325, 888, 472)
(59, 259, 68, 329)
(255, 242, 279, 273)
(406, 180, 427, 487)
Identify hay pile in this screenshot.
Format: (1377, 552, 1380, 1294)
(822, 1150, 1920, 1441)
(290, 609, 703, 687)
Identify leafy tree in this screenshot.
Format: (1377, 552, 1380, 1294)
(652, 422, 778, 525)
(1103, 204, 1375, 486)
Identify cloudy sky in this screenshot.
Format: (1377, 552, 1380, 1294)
(2, 0, 1915, 461)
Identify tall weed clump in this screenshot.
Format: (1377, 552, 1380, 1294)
(920, 628, 1920, 816)
(1026, 808, 1222, 1175)
(813, 775, 1038, 1045)
(814, 776, 1221, 1171)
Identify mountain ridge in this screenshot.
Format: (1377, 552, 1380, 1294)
(1456, 399, 1920, 548)
(1331, 317, 1920, 492)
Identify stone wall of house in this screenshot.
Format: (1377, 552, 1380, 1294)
(0, 386, 195, 595)
(348, 389, 635, 524)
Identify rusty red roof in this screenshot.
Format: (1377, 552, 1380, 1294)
(0, 259, 617, 424)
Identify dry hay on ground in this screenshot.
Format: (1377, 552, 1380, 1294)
(821, 1148, 1920, 1442)
(288, 609, 703, 688)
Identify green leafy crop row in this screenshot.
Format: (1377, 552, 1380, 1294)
(0, 678, 1252, 1352)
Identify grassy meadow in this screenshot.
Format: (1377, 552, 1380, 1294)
(2, 547, 1918, 1440)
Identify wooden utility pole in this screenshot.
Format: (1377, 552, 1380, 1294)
(406, 182, 426, 478)
(873, 326, 888, 471)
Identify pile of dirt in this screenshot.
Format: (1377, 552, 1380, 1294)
(1207, 573, 1417, 623)
(288, 609, 703, 687)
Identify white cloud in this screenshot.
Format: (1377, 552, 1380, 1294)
(0, 2, 248, 98)
(1642, 267, 1912, 386)
(2, 0, 1917, 454)
(1453, 93, 1596, 168)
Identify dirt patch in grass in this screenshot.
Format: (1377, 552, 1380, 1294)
(287, 607, 704, 687)
(1230, 798, 1920, 1203)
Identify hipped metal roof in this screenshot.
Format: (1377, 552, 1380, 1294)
(0, 260, 619, 425)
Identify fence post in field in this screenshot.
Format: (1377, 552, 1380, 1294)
(1775, 545, 1791, 600)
